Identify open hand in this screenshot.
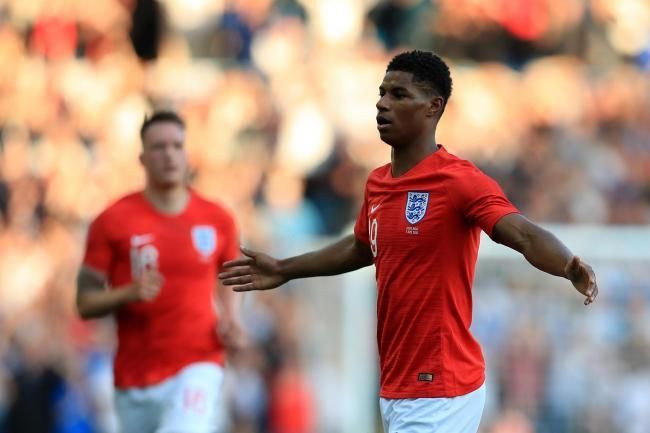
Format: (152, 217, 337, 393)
(219, 248, 287, 292)
(565, 256, 598, 306)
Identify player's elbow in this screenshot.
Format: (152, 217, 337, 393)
(76, 303, 94, 320)
(508, 233, 532, 255)
(351, 239, 374, 268)
(78, 312, 95, 320)
(75, 295, 100, 320)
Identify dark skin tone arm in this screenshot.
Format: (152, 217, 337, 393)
(220, 215, 597, 306)
(492, 213, 598, 305)
(218, 234, 374, 292)
(76, 266, 163, 319)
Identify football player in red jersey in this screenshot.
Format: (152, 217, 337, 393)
(76, 111, 244, 433)
(219, 51, 598, 433)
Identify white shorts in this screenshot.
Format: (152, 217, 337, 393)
(115, 362, 225, 433)
(380, 383, 486, 433)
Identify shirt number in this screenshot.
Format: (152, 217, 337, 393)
(369, 218, 378, 257)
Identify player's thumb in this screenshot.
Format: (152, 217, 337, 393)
(240, 247, 256, 259)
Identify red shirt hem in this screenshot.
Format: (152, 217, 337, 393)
(378, 373, 485, 399)
(114, 353, 225, 389)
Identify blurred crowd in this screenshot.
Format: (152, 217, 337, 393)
(0, 0, 648, 432)
(474, 261, 650, 433)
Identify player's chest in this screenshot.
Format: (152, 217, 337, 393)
(113, 217, 219, 272)
(366, 187, 453, 250)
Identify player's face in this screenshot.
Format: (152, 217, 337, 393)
(140, 121, 188, 188)
(376, 71, 442, 147)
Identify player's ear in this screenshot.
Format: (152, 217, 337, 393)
(138, 151, 145, 166)
(427, 96, 444, 117)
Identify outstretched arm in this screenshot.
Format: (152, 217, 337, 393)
(492, 213, 598, 305)
(219, 234, 374, 292)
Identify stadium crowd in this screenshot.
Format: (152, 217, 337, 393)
(0, 0, 648, 432)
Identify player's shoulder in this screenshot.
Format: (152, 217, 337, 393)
(437, 147, 486, 180)
(438, 147, 477, 171)
(87, 191, 143, 234)
(438, 148, 504, 199)
(94, 191, 144, 221)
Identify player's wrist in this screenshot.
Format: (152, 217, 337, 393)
(122, 283, 142, 303)
(276, 258, 292, 283)
(562, 255, 577, 280)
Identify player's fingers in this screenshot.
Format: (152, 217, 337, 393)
(221, 275, 253, 286)
(589, 282, 598, 303)
(584, 266, 597, 295)
(240, 247, 258, 258)
(141, 280, 162, 293)
(149, 276, 164, 289)
(223, 257, 255, 268)
(147, 267, 162, 276)
(586, 274, 595, 294)
(143, 285, 160, 296)
(142, 290, 157, 301)
(142, 269, 164, 285)
(218, 267, 251, 279)
(233, 283, 256, 292)
(584, 280, 598, 305)
(219, 266, 252, 279)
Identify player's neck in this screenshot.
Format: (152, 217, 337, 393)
(390, 136, 439, 178)
(143, 184, 190, 215)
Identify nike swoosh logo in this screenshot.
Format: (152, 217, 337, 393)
(131, 234, 154, 247)
(370, 204, 380, 214)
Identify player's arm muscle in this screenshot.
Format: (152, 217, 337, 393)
(220, 234, 374, 292)
(281, 234, 374, 279)
(491, 213, 572, 277)
(76, 266, 135, 319)
(491, 213, 598, 304)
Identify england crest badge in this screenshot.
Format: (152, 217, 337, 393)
(191, 226, 217, 257)
(405, 192, 429, 225)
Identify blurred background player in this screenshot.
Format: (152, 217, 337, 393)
(219, 50, 598, 433)
(76, 111, 243, 433)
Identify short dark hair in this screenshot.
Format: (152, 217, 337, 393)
(140, 110, 185, 140)
(386, 50, 452, 103)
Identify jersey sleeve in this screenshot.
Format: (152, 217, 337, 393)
(82, 213, 113, 275)
(353, 183, 370, 245)
(448, 165, 519, 237)
(217, 211, 240, 266)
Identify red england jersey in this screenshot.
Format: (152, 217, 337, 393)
(354, 145, 518, 398)
(83, 190, 239, 388)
